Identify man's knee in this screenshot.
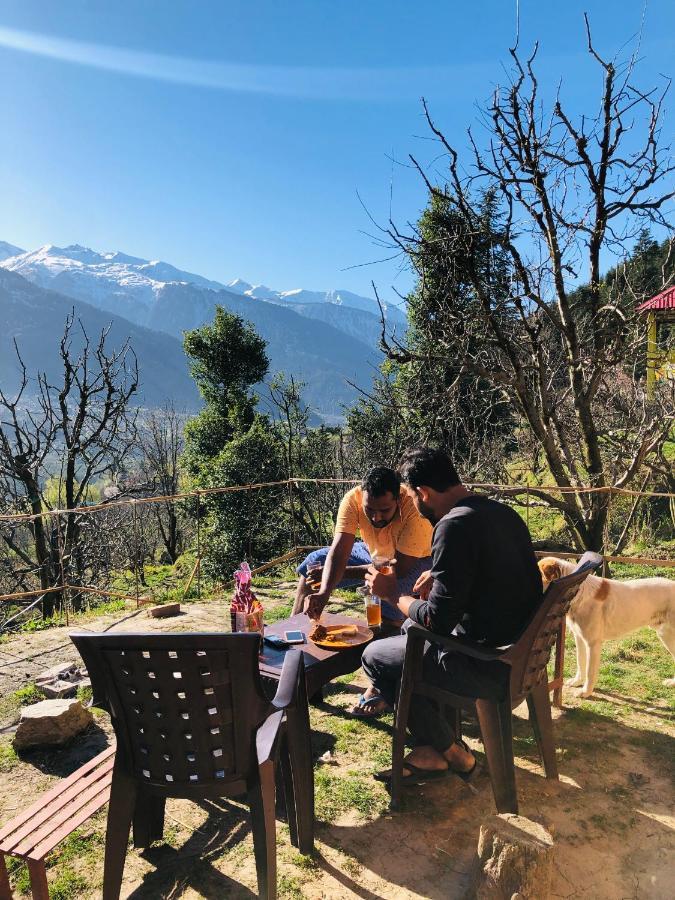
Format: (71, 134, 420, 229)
(362, 635, 407, 679)
(296, 547, 329, 578)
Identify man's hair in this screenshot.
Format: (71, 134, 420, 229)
(360, 466, 401, 498)
(397, 447, 461, 491)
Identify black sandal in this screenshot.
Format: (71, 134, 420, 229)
(374, 761, 451, 785)
(450, 739, 477, 782)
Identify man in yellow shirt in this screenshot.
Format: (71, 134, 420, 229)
(293, 467, 432, 625)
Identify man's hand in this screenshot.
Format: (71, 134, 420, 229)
(305, 590, 330, 620)
(365, 562, 399, 603)
(413, 569, 434, 600)
(305, 565, 324, 591)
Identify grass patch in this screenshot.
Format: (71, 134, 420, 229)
(0, 740, 18, 772)
(278, 872, 305, 899)
(50, 870, 89, 900)
(76, 684, 93, 705)
(314, 769, 388, 821)
(54, 828, 104, 864)
(13, 683, 43, 705)
(0, 683, 44, 726)
(263, 602, 294, 623)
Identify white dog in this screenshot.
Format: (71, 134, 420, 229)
(538, 557, 675, 697)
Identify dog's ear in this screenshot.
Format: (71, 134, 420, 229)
(538, 559, 562, 584)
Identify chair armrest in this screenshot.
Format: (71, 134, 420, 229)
(574, 551, 604, 574)
(256, 709, 285, 766)
(406, 623, 512, 662)
(270, 648, 304, 711)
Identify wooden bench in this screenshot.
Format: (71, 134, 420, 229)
(0, 746, 114, 899)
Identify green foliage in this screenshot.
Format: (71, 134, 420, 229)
(183, 305, 268, 412)
(197, 418, 287, 577)
(347, 189, 516, 476)
(182, 309, 290, 577)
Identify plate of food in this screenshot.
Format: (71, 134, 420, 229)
(308, 622, 373, 650)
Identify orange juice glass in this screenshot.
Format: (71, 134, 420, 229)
(364, 594, 382, 628)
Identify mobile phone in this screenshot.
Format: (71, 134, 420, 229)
(284, 630, 306, 644)
(263, 633, 288, 648)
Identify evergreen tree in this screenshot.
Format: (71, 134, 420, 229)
(347, 189, 516, 479)
(182, 307, 286, 577)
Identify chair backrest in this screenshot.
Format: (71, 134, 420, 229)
(505, 552, 603, 702)
(70, 631, 270, 794)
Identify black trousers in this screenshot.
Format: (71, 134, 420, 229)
(361, 620, 509, 752)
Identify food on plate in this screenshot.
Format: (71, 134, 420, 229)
(309, 623, 359, 643)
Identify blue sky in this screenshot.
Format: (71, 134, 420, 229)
(0, 1, 673, 302)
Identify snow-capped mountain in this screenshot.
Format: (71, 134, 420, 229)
(0, 241, 388, 419)
(1, 244, 225, 322)
(226, 278, 407, 325)
(1, 241, 407, 344)
(0, 241, 24, 262)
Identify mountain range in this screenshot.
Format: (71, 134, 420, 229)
(0, 242, 406, 419)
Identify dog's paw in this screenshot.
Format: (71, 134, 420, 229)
(662, 677, 675, 688)
(566, 675, 583, 687)
(578, 687, 594, 698)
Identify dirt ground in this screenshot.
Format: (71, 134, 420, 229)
(0, 589, 673, 899)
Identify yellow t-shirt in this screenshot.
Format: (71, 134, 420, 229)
(335, 486, 432, 560)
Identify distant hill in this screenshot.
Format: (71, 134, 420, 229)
(143, 281, 380, 416)
(0, 242, 387, 418)
(0, 269, 201, 410)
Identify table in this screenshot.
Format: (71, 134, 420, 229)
(259, 612, 371, 700)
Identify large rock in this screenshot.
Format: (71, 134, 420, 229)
(13, 699, 93, 751)
(469, 814, 554, 899)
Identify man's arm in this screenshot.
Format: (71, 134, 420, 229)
(407, 518, 475, 634)
(306, 531, 355, 618)
(393, 551, 422, 579)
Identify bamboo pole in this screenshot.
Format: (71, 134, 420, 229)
(182, 557, 200, 599)
(1, 479, 674, 525)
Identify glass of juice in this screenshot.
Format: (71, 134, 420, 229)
(363, 592, 381, 629)
(371, 553, 393, 576)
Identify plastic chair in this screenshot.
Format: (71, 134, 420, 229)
(390, 551, 603, 814)
(70, 631, 313, 900)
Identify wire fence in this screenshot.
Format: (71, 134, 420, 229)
(0, 478, 673, 631)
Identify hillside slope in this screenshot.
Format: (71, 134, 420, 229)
(0, 269, 201, 410)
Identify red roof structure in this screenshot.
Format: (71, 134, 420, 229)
(637, 286, 675, 312)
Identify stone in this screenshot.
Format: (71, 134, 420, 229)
(469, 814, 554, 899)
(148, 602, 181, 618)
(35, 662, 91, 699)
(13, 699, 94, 751)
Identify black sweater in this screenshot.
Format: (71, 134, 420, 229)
(407, 495, 542, 646)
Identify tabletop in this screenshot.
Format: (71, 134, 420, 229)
(258, 612, 371, 689)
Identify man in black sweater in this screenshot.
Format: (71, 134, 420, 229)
(351, 446, 542, 783)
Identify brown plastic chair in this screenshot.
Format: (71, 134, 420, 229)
(390, 551, 603, 814)
(70, 631, 314, 900)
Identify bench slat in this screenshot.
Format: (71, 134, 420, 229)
(1, 756, 114, 854)
(0, 746, 114, 845)
(11, 770, 113, 857)
(29, 785, 112, 861)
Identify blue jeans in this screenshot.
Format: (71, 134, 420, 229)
(297, 542, 432, 624)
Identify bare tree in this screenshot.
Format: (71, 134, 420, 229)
(380, 21, 674, 550)
(139, 404, 184, 563)
(0, 312, 139, 615)
(0, 354, 58, 601)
